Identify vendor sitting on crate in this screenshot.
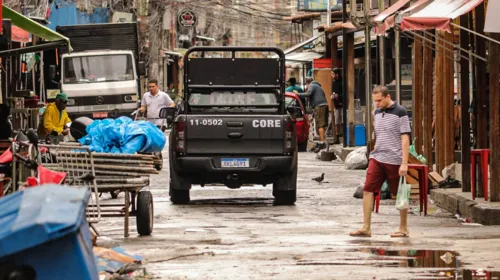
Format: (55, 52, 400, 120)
(38, 93, 72, 138)
(139, 79, 175, 129)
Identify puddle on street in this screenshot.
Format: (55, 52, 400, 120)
(298, 249, 499, 279)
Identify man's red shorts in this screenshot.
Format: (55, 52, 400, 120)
(364, 159, 401, 196)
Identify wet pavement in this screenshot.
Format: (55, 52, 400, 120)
(94, 141, 500, 279)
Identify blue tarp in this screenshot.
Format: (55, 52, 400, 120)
(0, 186, 89, 258)
(78, 117, 166, 154)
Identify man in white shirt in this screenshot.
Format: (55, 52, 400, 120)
(140, 79, 175, 128)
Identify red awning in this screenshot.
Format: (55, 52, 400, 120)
(400, 0, 484, 32)
(373, 0, 429, 35)
(11, 25, 30, 43)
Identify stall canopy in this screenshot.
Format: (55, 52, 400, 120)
(400, 0, 484, 32)
(2, 5, 72, 50)
(373, 0, 430, 34)
(485, 0, 500, 33)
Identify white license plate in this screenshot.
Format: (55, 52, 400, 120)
(93, 112, 108, 119)
(221, 158, 249, 168)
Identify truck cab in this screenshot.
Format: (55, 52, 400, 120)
(167, 47, 298, 206)
(61, 50, 139, 119)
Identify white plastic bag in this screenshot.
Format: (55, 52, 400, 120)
(395, 176, 411, 210)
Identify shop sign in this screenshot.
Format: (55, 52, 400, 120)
(178, 9, 197, 28)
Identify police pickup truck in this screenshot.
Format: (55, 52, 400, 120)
(163, 47, 297, 205)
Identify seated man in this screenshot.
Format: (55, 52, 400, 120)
(38, 93, 72, 138)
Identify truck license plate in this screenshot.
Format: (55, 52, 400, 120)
(93, 112, 108, 119)
(221, 158, 249, 168)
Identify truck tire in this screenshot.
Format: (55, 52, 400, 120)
(136, 191, 153, 235)
(169, 134, 190, 204)
(298, 141, 308, 152)
(169, 165, 190, 204)
(273, 166, 297, 205)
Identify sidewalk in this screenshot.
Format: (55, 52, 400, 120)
(431, 188, 500, 225)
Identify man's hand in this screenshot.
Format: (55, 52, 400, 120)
(139, 106, 146, 113)
(399, 163, 408, 176)
(62, 128, 70, 136)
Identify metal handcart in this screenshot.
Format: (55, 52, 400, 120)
(40, 143, 156, 237)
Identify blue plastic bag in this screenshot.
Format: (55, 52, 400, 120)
(78, 117, 166, 154)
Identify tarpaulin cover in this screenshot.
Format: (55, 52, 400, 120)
(0, 185, 89, 258)
(78, 116, 166, 154)
(400, 0, 484, 32)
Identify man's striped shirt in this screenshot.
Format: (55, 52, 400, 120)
(370, 102, 412, 165)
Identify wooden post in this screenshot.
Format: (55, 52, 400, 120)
(445, 31, 455, 167)
(434, 31, 444, 173)
(475, 2, 488, 150)
(347, 32, 355, 147)
(331, 35, 338, 143)
(489, 33, 500, 202)
(412, 33, 423, 155)
(460, 14, 471, 192)
(423, 32, 434, 170)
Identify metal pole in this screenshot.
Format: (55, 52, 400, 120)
(395, 28, 401, 103)
(327, 0, 331, 27)
(378, 0, 385, 86)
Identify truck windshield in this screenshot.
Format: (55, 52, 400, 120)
(63, 54, 134, 84)
(188, 91, 280, 113)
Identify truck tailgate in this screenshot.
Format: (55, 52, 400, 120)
(185, 115, 285, 154)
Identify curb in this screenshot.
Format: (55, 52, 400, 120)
(430, 189, 500, 225)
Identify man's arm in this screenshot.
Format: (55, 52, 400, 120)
(139, 95, 147, 112)
(399, 111, 412, 176)
(164, 93, 175, 107)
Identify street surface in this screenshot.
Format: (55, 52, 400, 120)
(96, 138, 500, 279)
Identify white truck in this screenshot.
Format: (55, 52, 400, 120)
(47, 22, 146, 119)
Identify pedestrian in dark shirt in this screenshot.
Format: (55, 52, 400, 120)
(331, 68, 343, 137)
(302, 77, 328, 151)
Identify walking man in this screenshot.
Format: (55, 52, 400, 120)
(349, 85, 411, 238)
(140, 79, 175, 129)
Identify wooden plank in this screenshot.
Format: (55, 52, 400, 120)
(445, 31, 455, 167)
(489, 33, 500, 202)
(460, 14, 471, 192)
(434, 31, 444, 173)
(347, 32, 355, 147)
(475, 2, 488, 150)
(423, 32, 434, 170)
(412, 33, 423, 155)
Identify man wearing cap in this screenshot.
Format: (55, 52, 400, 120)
(286, 77, 306, 106)
(38, 93, 71, 138)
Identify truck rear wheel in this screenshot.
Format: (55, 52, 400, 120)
(298, 141, 308, 152)
(273, 168, 297, 206)
(169, 139, 190, 204)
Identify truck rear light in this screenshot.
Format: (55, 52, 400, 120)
(284, 120, 295, 153)
(176, 122, 186, 151)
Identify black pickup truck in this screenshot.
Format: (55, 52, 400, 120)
(164, 47, 297, 205)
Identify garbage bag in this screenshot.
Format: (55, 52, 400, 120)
(78, 117, 166, 154)
(353, 186, 364, 199)
(345, 147, 368, 170)
(395, 176, 411, 210)
(381, 181, 392, 200)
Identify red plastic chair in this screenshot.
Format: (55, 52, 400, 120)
(373, 164, 428, 216)
(471, 149, 489, 201)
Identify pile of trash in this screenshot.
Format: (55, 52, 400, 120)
(77, 117, 166, 154)
(94, 247, 149, 280)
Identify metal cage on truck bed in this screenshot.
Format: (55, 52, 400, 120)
(183, 47, 286, 91)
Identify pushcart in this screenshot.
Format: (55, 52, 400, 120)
(39, 144, 156, 237)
